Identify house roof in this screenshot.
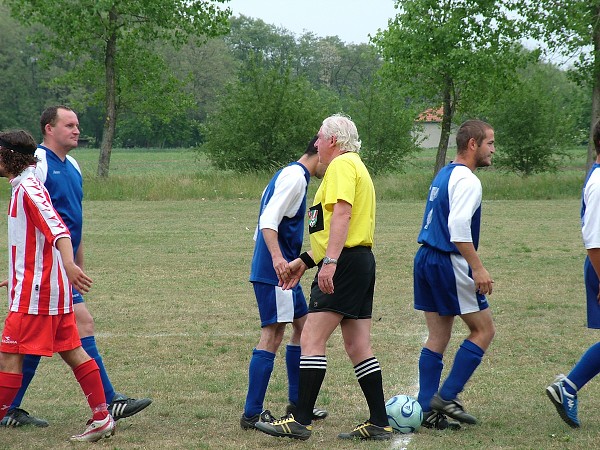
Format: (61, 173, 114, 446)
(417, 107, 443, 123)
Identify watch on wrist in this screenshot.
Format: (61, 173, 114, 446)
(323, 256, 338, 265)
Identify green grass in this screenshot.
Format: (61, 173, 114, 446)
(0, 197, 597, 449)
(0, 147, 596, 448)
(53, 145, 589, 201)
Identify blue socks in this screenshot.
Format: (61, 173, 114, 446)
(286, 344, 301, 405)
(80, 335, 115, 403)
(439, 340, 484, 401)
(10, 354, 41, 409)
(243, 349, 275, 417)
(566, 341, 600, 395)
(418, 347, 444, 412)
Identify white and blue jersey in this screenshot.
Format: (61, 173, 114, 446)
(417, 163, 482, 252)
(250, 162, 310, 285)
(581, 163, 600, 328)
(414, 163, 487, 316)
(34, 145, 83, 255)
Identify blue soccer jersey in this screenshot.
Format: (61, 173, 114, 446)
(250, 162, 310, 285)
(417, 163, 482, 253)
(414, 162, 487, 316)
(34, 145, 84, 255)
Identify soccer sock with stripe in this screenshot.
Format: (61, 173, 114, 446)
(565, 341, 600, 394)
(286, 344, 301, 405)
(0, 372, 23, 421)
(417, 347, 444, 412)
(81, 335, 116, 404)
(243, 348, 275, 417)
(73, 359, 108, 421)
(295, 355, 327, 425)
(9, 354, 41, 409)
(355, 357, 388, 427)
(439, 339, 484, 401)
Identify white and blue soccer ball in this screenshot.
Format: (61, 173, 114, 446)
(385, 394, 423, 434)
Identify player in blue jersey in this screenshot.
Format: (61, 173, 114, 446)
(546, 118, 600, 428)
(241, 137, 328, 431)
(1, 106, 152, 428)
(414, 120, 496, 429)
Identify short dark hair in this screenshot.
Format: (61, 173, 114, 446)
(304, 136, 318, 156)
(40, 105, 74, 136)
(0, 130, 38, 175)
(456, 120, 493, 153)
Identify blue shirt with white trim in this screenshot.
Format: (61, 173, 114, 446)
(250, 162, 310, 285)
(417, 163, 482, 253)
(34, 145, 83, 255)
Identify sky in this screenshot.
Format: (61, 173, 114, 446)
(221, 1, 573, 67)
(224, 0, 399, 44)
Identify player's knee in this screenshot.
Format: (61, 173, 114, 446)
(75, 314, 95, 337)
(258, 324, 285, 352)
(344, 338, 371, 361)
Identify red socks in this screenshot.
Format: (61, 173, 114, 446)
(0, 372, 23, 421)
(73, 359, 108, 421)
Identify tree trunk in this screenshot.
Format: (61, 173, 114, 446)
(97, 7, 118, 178)
(434, 81, 453, 176)
(587, 4, 600, 172)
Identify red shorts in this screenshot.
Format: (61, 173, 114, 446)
(0, 312, 81, 356)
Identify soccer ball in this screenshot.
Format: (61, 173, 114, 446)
(385, 394, 423, 433)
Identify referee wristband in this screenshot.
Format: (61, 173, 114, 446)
(299, 252, 316, 269)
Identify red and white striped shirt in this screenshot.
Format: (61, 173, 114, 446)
(7, 166, 72, 315)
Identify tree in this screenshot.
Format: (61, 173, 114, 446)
(520, 1, 600, 170)
(0, 2, 55, 136)
(373, 0, 533, 175)
(202, 55, 337, 172)
(6, 0, 230, 177)
(350, 80, 420, 174)
(482, 61, 587, 175)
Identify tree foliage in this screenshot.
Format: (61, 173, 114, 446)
(374, 0, 534, 174)
(343, 79, 420, 175)
(5, 0, 231, 176)
(203, 15, 419, 174)
(203, 54, 337, 172)
(0, 3, 50, 135)
(519, 1, 600, 169)
(481, 62, 588, 175)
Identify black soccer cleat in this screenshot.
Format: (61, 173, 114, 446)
(108, 393, 152, 420)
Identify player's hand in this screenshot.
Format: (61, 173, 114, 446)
(280, 258, 306, 290)
(64, 262, 93, 294)
(272, 255, 291, 285)
(0, 279, 7, 289)
(473, 267, 493, 295)
(318, 263, 336, 294)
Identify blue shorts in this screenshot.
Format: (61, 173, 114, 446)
(253, 282, 308, 327)
(413, 245, 488, 316)
(585, 257, 600, 329)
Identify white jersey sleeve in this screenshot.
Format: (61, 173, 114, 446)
(34, 147, 48, 183)
(447, 166, 482, 243)
(583, 168, 600, 249)
(259, 165, 307, 232)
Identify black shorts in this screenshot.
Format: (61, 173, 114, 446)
(308, 246, 375, 319)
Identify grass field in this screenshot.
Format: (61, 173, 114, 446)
(0, 147, 598, 448)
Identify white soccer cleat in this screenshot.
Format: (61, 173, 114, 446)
(70, 414, 115, 442)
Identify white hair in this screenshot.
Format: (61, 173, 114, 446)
(321, 114, 361, 153)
